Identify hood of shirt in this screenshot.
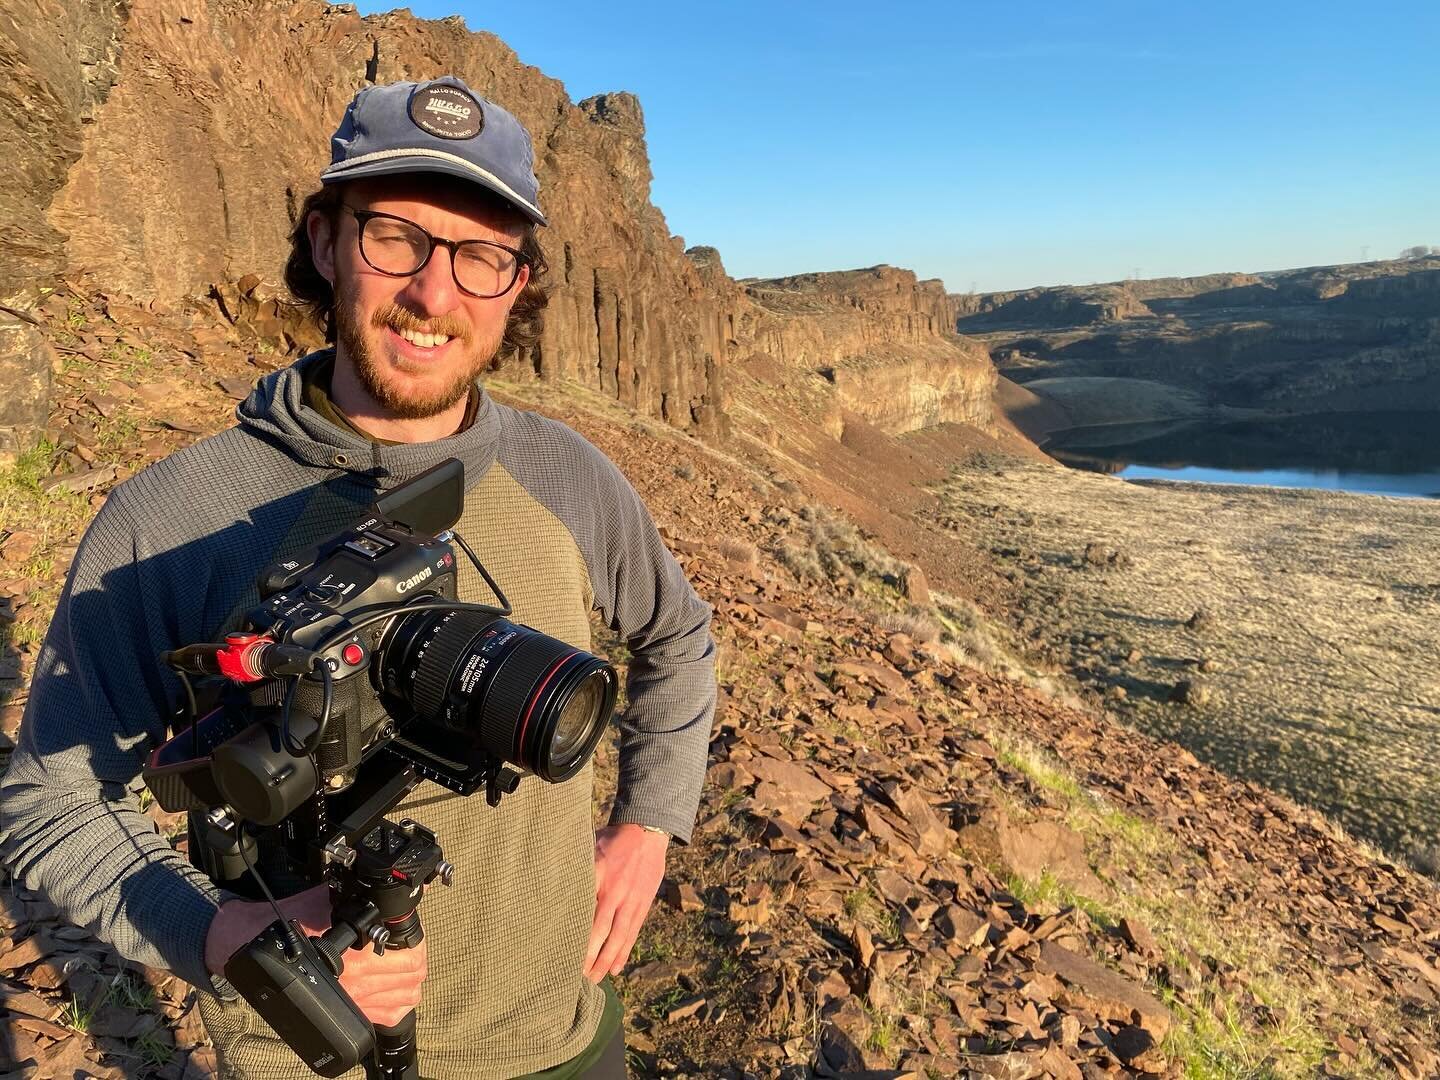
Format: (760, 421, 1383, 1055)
(234, 349, 501, 492)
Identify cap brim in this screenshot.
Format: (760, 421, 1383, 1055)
(321, 154, 547, 226)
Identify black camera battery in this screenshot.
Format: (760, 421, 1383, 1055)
(225, 920, 374, 1077)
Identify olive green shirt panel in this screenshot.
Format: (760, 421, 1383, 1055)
(203, 466, 608, 1079)
(450, 464, 595, 649)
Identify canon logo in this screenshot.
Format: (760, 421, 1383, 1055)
(396, 566, 434, 594)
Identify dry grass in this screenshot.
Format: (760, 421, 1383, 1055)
(879, 608, 942, 643)
(928, 592, 1088, 710)
(934, 456, 1440, 869)
(716, 538, 758, 564)
(767, 503, 908, 588)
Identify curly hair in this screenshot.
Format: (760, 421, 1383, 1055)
(283, 183, 549, 362)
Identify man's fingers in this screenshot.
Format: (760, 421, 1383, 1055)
(353, 947, 427, 974)
(351, 988, 423, 1012)
(585, 897, 619, 977)
(365, 1003, 418, 1028)
(594, 903, 643, 980)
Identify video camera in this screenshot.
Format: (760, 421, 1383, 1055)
(141, 458, 617, 1078)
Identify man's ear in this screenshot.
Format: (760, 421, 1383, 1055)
(511, 261, 530, 296)
(307, 209, 338, 286)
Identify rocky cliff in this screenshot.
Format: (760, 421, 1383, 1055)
(735, 266, 994, 435)
(954, 283, 1152, 329)
(961, 259, 1440, 413)
(0, 0, 1000, 450)
(6, 0, 733, 434)
(0, 0, 130, 453)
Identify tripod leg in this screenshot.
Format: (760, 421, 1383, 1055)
(364, 1010, 419, 1080)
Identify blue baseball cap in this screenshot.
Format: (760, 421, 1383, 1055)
(321, 76, 547, 226)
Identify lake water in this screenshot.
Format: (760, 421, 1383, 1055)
(1046, 411, 1440, 498)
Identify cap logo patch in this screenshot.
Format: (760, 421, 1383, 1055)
(409, 84, 483, 140)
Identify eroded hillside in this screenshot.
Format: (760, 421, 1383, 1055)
(958, 259, 1440, 423)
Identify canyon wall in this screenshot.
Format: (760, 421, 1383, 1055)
(18, 0, 730, 432)
(954, 284, 1152, 329)
(964, 259, 1440, 412)
(3, 0, 997, 445)
(0, 0, 126, 302)
(0, 0, 128, 452)
(736, 266, 994, 435)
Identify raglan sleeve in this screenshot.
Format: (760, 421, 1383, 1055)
(586, 450, 717, 845)
(0, 497, 233, 992)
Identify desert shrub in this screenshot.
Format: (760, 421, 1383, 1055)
(1403, 838, 1440, 880)
(780, 504, 907, 587)
(773, 542, 824, 583)
(673, 462, 696, 481)
(881, 608, 942, 644)
(717, 538, 758, 565)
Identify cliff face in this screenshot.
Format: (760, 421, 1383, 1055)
(955, 284, 1152, 329)
(3, 0, 997, 446)
(0, 0, 128, 452)
(0, 0, 126, 303)
(737, 266, 994, 435)
(964, 259, 1440, 413)
(25, 0, 726, 432)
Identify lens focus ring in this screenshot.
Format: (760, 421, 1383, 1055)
(409, 613, 476, 723)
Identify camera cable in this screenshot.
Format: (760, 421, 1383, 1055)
(237, 824, 307, 959)
(281, 658, 335, 758)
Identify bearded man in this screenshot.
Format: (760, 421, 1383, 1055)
(0, 77, 716, 1080)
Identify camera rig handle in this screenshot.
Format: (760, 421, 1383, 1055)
(225, 772, 454, 1080)
(317, 817, 449, 1080)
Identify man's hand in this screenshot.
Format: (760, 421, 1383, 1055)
(584, 823, 669, 982)
(205, 884, 427, 1028)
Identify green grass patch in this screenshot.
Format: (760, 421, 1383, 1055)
(1005, 869, 1119, 929)
(843, 883, 901, 941)
(135, 1029, 173, 1070)
(629, 936, 675, 965)
(982, 731, 1362, 1079)
(1162, 980, 1333, 1080)
(96, 413, 141, 453)
(61, 997, 94, 1034)
(648, 983, 687, 1020)
(998, 744, 1084, 801)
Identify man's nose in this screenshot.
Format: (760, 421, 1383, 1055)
(402, 244, 461, 315)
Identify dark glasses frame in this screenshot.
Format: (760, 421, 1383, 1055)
(341, 205, 529, 299)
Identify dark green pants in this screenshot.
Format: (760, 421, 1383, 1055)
(514, 980, 626, 1079)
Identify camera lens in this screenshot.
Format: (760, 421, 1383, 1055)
(553, 676, 605, 763)
(379, 609, 616, 782)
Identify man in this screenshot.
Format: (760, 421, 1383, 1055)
(0, 76, 716, 1079)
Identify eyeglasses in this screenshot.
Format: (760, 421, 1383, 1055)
(342, 205, 529, 299)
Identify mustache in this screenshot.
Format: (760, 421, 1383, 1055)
(371, 302, 468, 341)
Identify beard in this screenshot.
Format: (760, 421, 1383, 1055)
(333, 279, 504, 420)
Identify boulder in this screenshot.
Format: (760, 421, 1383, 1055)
(0, 314, 52, 458)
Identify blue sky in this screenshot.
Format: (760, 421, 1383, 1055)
(355, 1, 1439, 292)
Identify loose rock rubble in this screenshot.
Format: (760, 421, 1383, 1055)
(594, 518, 1440, 1077)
